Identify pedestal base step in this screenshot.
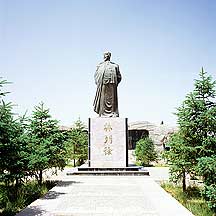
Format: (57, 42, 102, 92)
(67, 167, 149, 176)
(78, 166, 143, 172)
(67, 170, 149, 176)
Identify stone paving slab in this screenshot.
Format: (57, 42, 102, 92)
(146, 167, 169, 182)
(16, 175, 193, 216)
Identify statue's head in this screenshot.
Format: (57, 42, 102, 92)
(104, 51, 111, 61)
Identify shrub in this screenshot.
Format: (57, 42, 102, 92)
(135, 137, 157, 166)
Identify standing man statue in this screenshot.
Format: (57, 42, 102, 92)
(93, 52, 122, 117)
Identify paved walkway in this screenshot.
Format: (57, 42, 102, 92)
(17, 170, 193, 216)
(147, 167, 169, 182)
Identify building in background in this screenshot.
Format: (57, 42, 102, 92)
(60, 121, 177, 151)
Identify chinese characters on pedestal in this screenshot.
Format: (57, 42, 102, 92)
(103, 122, 113, 156)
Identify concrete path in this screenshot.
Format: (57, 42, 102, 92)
(17, 173, 193, 216)
(147, 167, 169, 182)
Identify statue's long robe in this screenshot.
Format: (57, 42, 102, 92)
(93, 61, 121, 117)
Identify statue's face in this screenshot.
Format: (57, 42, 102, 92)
(104, 52, 111, 61)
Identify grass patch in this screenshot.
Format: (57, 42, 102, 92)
(0, 180, 57, 216)
(161, 182, 214, 216)
(152, 163, 169, 168)
(65, 164, 75, 168)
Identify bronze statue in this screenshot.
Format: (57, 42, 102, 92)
(93, 52, 122, 117)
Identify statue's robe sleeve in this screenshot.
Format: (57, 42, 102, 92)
(93, 64, 104, 114)
(116, 64, 122, 85)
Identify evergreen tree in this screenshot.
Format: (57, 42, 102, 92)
(197, 156, 216, 212)
(165, 68, 216, 211)
(0, 77, 10, 98)
(28, 102, 67, 184)
(135, 137, 157, 166)
(66, 118, 88, 166)
(0, 78, 28, 185)
(164, 132, 191, 191)
(177, 68, 216, 158)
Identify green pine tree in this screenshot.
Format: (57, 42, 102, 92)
(0, 77, 10, 98)
(66, 118, 88, 166)
(28, 102, 67, 184)
(165, 68, 216, 211)
(0, 78, 28, 186)
(135, 137, 157, 166)
(163, 132, 191, 191)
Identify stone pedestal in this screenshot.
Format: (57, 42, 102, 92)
(88, 118, 128, 167)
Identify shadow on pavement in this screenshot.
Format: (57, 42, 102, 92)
(57, 180, 82, 187)
(16, 206, 45, 216)
(42, 190, 66, 200)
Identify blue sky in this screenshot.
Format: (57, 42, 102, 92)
(1, 0, 216, 126)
